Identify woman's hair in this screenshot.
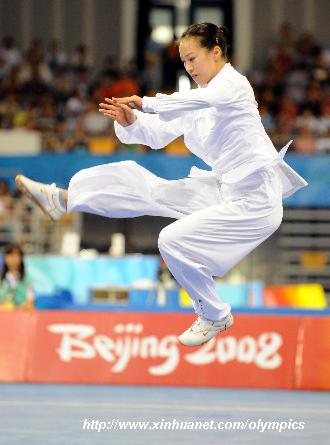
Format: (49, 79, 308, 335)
(180, 22, 230, 60)
(1, 243, 25, 281)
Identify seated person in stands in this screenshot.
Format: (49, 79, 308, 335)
(0, 243, 34, 310)
(0, 179, 14, 224)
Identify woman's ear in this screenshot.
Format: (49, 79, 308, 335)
(214, 45, 222, 59)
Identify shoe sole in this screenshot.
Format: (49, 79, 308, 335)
(177, 337, 211, 346)
(15, 175, 56, 222)
(178, 314, 234, 347)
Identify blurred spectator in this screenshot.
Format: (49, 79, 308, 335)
(64, 89, 86, 132)
(46, 39, 67, 73)
(94, 72, 117, 103)
(276, 22, 297, 58)
(103, 66, 139, 99)
(0, 181, 25, 247)
(259, 88, 277, 115)
(37, 99, 58, 132)
(1, 65, 20, 96)
(294, 127, 316, 153)
(162, 35, 181, 91)
(101, 55, 120, 78)
(78, 100, 110, 136)
(17, 39, 53, 87)
(0, 53, 11, 80)
(43, 119, 89, 153)
(259, 104, 276, 134)
(278, 94, 299, 120)
(294, 32, 321, 68)
(74, 66, 93, 99)
(302, 80, 323, 115)
(295, 108, 320, 135)
(285, 67, 309, 104)
(53, 69, 75, 107)
(319, 101, 330, 136)
(0, 180, 14, 223)
(0, 36, 21, 71)
(141, 26, 163, 93)
(0, 93, 20, 128)
(275, 113, 296, 146)
(0, 243, 34, 310)
(71, 43, 92, 73)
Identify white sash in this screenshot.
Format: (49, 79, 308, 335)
(189, 140, 308, 198)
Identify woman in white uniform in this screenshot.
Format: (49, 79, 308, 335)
(16, 23, 307, 347)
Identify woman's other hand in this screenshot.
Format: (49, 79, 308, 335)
(99, 99, 137, 127)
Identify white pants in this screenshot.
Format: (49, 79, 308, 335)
(68, 161, 283, 321)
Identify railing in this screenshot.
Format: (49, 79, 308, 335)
(278, 208, 330, 300)
(0, 196, 82, 253)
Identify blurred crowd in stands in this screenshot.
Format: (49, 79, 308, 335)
(0, 22, 329, 154)
(249, 23, 330, 152)
(0, 37, 139, 153)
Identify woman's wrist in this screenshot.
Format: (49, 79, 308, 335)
(142, 96, 157, 112)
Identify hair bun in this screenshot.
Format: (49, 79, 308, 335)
(218, 26, 229, 41)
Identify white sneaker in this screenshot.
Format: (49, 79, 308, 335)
(178, 313, 233, 347)
(15, 175, 66, 221)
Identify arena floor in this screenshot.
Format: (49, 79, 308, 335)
(1, 383, 328, 444)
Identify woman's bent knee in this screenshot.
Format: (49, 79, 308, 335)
(158, 224, 177, 253)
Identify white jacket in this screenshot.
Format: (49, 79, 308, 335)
(115, 63, 307, 198)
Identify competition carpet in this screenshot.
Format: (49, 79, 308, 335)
(0, 383, 328, 444)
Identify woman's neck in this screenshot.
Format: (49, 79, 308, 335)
(207, 59, 228, 85)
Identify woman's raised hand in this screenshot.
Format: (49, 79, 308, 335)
(99, 99, 137, 127)
(111, 95, 143, 111)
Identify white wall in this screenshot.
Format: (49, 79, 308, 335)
(0, 0, 329, 70)
(0, 129, 42, 155)
(0, 0, 123, 68)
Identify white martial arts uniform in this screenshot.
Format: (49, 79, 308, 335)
(68, 63, 307, 321)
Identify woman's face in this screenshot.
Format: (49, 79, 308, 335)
(179, 37, 223, 86)
(5, 249, 22, 272)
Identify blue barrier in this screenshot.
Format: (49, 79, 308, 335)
(1, 152, 330, 206)
(24, 255, 160, 304)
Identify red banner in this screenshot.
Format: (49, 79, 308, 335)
(297, 317, 330, 390)
(0, 311, 34, 382)
(0, 311, 329, 389)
